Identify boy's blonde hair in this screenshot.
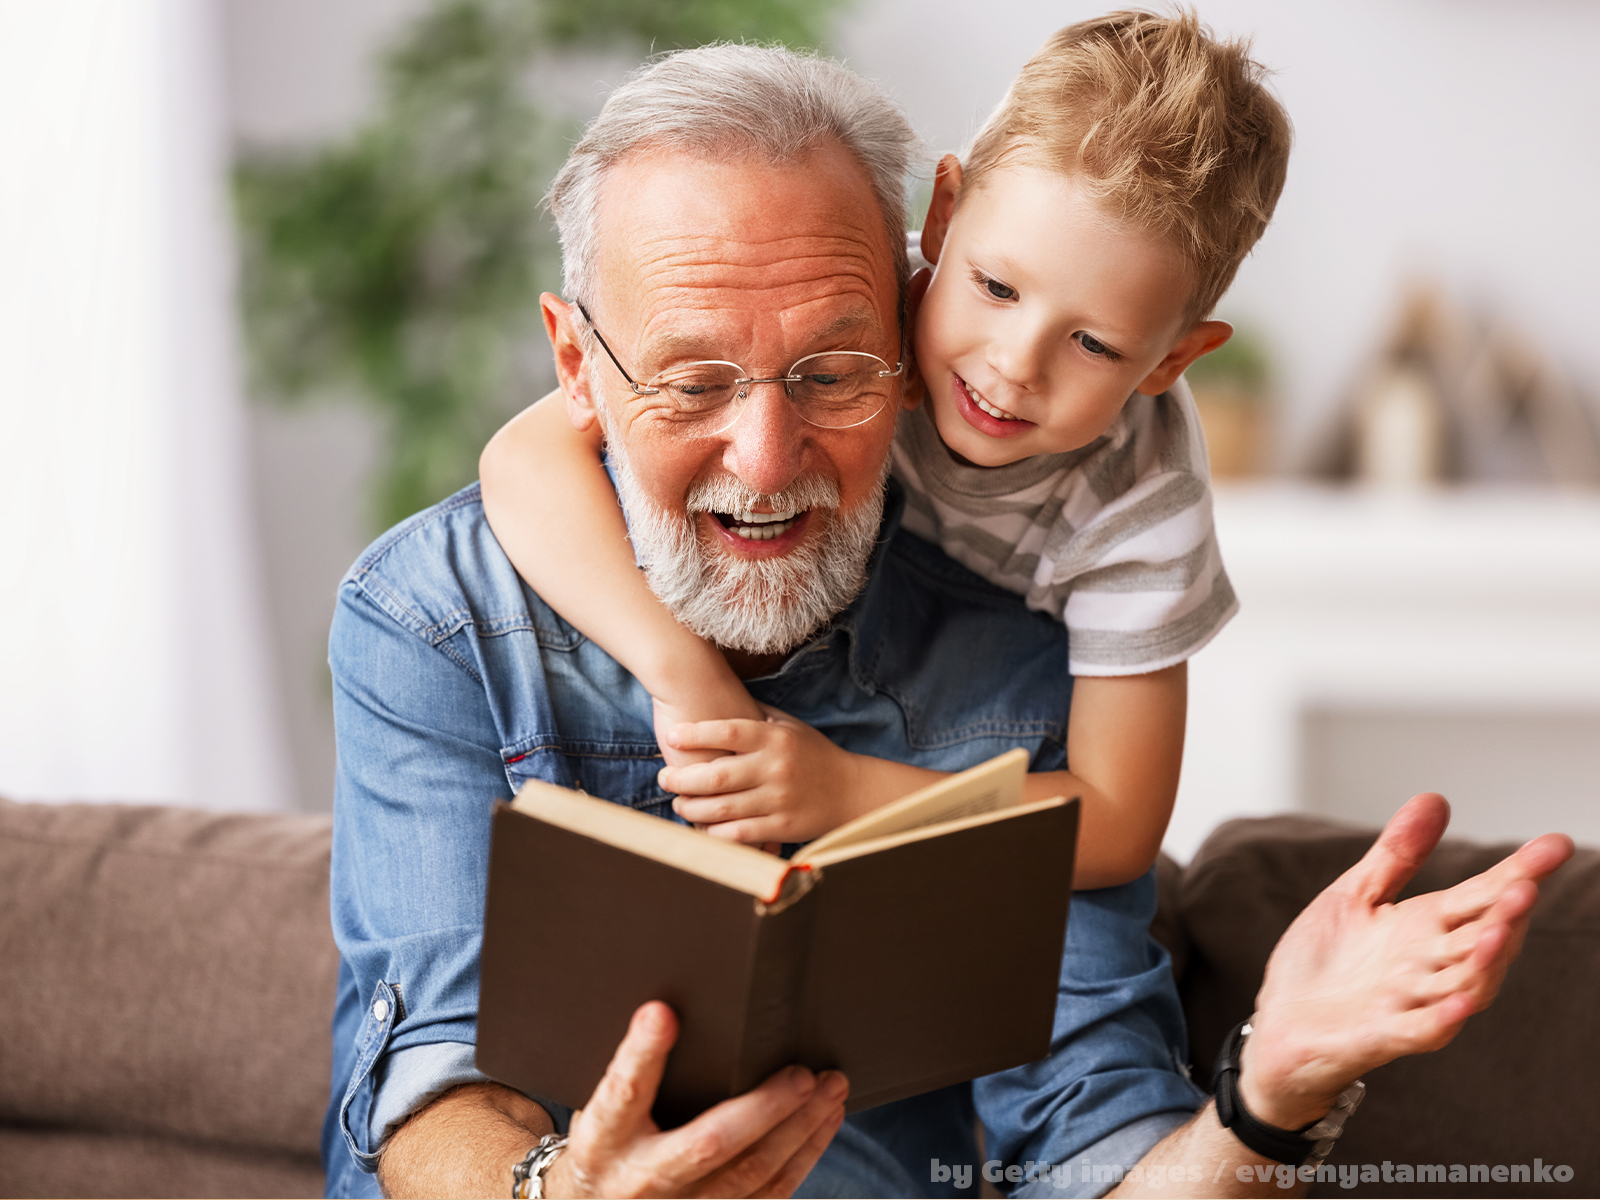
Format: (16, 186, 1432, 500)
(964, 9, 1291, 325)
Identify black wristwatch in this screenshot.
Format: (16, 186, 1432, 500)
(1213, 1018, 1364, 1168)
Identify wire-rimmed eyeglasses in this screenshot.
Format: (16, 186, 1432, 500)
(577, 303, 902, 432)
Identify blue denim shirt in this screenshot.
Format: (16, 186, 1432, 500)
(324, 482, 1202, 1196)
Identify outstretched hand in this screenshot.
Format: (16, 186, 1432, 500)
(543, 1002, 847, 1198)
(1239, 793, 1573, 1129)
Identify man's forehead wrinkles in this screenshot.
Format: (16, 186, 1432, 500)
(635, 250, 881, 292)
(633, 294, 883, 361)
(636, 265, 880, 305)
(635, 229, 881, 264)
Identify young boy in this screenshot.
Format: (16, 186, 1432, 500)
(479, 11, 1290, 887)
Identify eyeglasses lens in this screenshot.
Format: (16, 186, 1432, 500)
(646, 352, 893, 429)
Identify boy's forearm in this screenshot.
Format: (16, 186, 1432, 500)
(479, 392, 757, 717)
(1065, 664, 1187, 887)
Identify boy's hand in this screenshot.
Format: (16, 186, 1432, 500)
(652, 688, 765, 771)
(659, 705, 864, 845)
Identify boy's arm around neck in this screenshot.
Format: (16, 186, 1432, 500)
(478, 392, 762, 739)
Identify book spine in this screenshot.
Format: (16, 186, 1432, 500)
(733, 894, 818, 1093)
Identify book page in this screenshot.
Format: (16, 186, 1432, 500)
(800, 795, 1069, 871)
(797, 748, 1029, 863)
(511, 779, 792, 901)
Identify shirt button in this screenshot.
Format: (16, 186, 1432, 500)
(372, 997, 390, 1022)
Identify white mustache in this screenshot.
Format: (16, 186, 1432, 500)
(685, 474, 841, 521)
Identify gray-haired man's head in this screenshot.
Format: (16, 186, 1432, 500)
(539, 46, 920, 658)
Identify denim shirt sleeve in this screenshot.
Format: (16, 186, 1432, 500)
(326, 553, 593, 1171)
(972, 868, 1205, 1171)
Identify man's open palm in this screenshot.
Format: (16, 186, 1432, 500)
(1240, 793, 1573, 1128)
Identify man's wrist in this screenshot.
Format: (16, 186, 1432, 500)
(1236, 1024, 1342, 1131)
(512, 1134, 570, 1198)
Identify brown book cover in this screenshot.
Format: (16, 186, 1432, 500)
(476, 751, 1078, 1126)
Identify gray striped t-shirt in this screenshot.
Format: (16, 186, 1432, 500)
(890, 375, 1237, 676)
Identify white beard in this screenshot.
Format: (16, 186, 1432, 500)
(605, 435, 887, 657)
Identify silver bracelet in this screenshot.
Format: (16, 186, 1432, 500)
(512, 1134, 569, 1200)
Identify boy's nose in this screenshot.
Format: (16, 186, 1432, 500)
(718, 382, 808, 497)
(987, 335, 1045, 391)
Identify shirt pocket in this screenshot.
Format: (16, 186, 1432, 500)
(501, 738, 675, 821)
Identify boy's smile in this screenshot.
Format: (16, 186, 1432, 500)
(916, 159, 1231, 468)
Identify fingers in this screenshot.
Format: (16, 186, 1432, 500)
(651, 1065, 824, 1194)
(699, 818, 791, 847)
(699, 1071, 850, 1199)
(579, 1002, 677, 1157)
(667, 718, 770, 755)
(663, 756, 765, 801)
(673, 785, 766, 823)
(1345, 793, 1451, 906)
(1438, 833, 1574, 925)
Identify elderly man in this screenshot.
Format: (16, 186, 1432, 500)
(322, 45, 1570, 1200)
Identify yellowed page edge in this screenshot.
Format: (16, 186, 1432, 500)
(800, 795, 1069, 870)
(511, 779, 791, 900)
(798, 747, 1030, 861)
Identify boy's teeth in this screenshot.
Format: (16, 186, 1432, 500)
(970, 387, 1019, 422)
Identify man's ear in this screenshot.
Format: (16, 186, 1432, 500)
(541, 292, 600, 433)
(919, 155, 962, 266)
(1136, 320, 1233, 396)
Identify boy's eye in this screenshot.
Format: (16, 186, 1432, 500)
(971, 269, 1016, 302)
(1075, 332, 1120, 361)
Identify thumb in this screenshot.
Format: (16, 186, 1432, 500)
(578, 1001, 676, 1153)
(1346, 792, 1450, 906)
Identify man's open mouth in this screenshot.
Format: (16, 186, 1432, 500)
(714, 507, 802, 541)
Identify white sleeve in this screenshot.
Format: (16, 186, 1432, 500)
(1031, 379, 1239, 676)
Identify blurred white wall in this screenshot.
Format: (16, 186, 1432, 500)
(0, 0, 292, 810)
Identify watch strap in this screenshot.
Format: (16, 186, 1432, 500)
(1214, 1019, 1362, 1168)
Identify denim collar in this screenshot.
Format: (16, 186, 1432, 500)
(742, 478, 909, 697)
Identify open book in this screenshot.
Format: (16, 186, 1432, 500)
(476, 749, 1079, 1125)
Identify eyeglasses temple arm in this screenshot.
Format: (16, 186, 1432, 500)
(575, 301, 654, 396)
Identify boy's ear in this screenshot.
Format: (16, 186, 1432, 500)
(900, 267, 933, 410)
(1136, 320, 1233, 396)
(541, 292, 600, 432)
(920, 154, 963, 266)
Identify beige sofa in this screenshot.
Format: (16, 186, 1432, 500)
(3, 796, 1595, 1198)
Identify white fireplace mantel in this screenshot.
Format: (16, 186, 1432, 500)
(1168, 483, 1600, 861)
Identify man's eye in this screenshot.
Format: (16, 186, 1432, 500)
(1075, 332, 1119, 361)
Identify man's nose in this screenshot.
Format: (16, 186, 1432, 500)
(719, 382, 808, 496)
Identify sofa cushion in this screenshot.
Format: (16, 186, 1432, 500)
(0, 1127, 322, 1199)
(0, 798, 337, 1163)
(1175, 815, 1600, 1197)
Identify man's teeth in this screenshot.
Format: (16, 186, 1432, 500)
(969, 387, 1019, 422)
(734, 507, 797, 523)
(726, 509, 801, 540)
